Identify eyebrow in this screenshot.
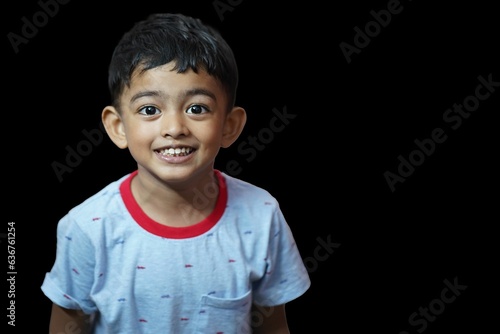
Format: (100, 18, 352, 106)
(182, 88, 217, 101)
(129, 88, 217, 104)
(129, 90, 163, 103)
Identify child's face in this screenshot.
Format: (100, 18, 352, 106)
(113, 61, 234, 184)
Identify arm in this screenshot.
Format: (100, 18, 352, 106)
(49, 303, 92, 334)
(251, 304, 290, 334)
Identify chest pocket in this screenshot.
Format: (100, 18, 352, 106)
(194, 289, 253, 333)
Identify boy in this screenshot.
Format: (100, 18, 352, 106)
(41, 13, 310, 333)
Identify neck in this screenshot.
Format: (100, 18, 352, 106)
(130, 170, 220, 227)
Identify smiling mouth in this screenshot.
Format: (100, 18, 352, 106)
(157, 147, 195, 157)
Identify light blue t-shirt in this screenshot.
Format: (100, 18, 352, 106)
(41, 170, 311, 333)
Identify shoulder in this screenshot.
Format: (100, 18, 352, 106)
(220, 171, 279, 207)
(218, 172, 285, 229)
(60, 172, 132, 228)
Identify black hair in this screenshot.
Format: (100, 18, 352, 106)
(108, 13, 238, 110)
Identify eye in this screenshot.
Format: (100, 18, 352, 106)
(138, 105, 161, 116)
(186, 104, 208, 115)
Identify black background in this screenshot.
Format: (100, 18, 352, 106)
(4, 0, 499, 333)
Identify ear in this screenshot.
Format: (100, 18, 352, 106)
(101, 105, 128, 149)
(221, 106, 247, 148)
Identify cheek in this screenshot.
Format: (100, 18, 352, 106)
(125, 123, 157, 145)
(196, 125, 224, 144)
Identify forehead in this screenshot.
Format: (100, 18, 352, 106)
(123, 62, 226, 102)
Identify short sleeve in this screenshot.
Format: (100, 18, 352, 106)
(41, 214, 98, 314)
(251, 207, 311, 306)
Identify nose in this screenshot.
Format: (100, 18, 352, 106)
(161, 111, 189, 138)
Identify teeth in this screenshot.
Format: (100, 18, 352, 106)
(159, 147, 193, 157)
